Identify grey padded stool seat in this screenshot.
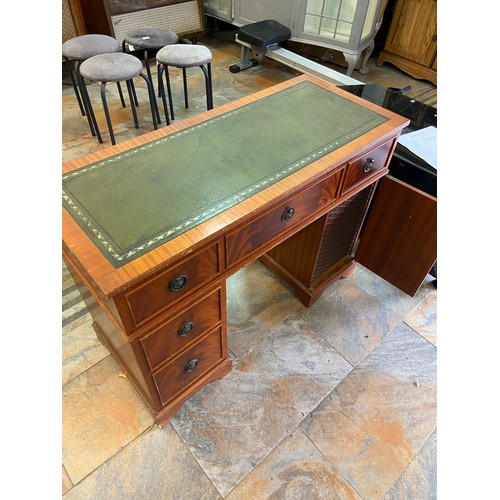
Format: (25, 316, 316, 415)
(122, 27, 179, 124)
(156, 44, 213, 121)
(80, 52, 158, 146)
(62, 34, 122, 141)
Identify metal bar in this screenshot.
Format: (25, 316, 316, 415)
(266, 46, 362, 86)
(233, 34, 362, 86)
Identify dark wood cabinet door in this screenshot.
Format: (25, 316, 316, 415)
(355, 175, 436, 296)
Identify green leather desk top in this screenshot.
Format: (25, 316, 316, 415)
(62, 81, 387, 267)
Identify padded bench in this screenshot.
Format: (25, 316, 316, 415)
(229, 20, 291, 73)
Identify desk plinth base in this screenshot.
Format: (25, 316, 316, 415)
(260, 254, 356, 307)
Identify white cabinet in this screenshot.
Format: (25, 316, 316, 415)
(203, 0, 233, 22)
(204, 0, 385, 75)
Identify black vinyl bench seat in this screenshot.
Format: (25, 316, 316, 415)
(229, 20, 291, 73)
(237, 20, 291, 48)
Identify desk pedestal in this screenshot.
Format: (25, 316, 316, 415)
(262, 184, 376, 306)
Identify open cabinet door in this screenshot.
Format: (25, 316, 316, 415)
(355, 175, 437, 296)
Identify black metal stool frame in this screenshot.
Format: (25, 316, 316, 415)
(79, 72, 158, 146)
(122, 41, 166, 126)
(65, 58, 129, 143)
(157, 62, 212, 122)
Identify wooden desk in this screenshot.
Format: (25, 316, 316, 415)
(62, 74, 408, 425)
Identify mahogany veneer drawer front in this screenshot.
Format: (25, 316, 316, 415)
(139, 288, 222, 371)
(124, 243, 221, 328)
(341, 139, 394, 195)
(153, 327, 225, 405)
(225, 169, 343, 267)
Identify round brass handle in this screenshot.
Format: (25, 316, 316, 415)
(363, 158, 375, 173)
(281, 207, 295, 223)
(168, 274, 187, 292)
(178, 321, 194, 337)
(184, 358, 199, 373)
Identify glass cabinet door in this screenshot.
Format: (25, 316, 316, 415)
(300, 0, 380, 51)
(204, 0, 232, 22)
(233, 0, 297, 28)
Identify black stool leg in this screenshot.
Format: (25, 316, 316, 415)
(142, 49, 161, 124)
(157, 65, 171, 126)
(144, 49, 153, 92)
(117, 82, 127, 108)
(64, 57, 85, 116)
(100, 82, 116, 145)
(207, 63, 213, 110)
(200, 63, 213, 111)
(122, 40, 140, 108)
(117, 82, 126, 108)
(129, 81, 139, 108)
(164, 66, 175, 121)
(126, 80, 139, 128)
(139, 73, 158, 131)
(77, 62, 103, 143)
(182, 67, 188, 109)
(157, 62, 162, 98)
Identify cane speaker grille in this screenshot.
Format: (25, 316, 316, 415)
(110, 1, 203, 44)
(313, 184, 375, 278)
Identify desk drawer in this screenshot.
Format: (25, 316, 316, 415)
(125, 243, 220, 327)
(341, 140, 394, 195)
(226, 170, 342, 267)
(153, 327, 224, 405)
(139, 288, 222, 371)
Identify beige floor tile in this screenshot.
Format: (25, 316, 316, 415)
(301, 323, 437, 499)
(299, 277, 405, 366)
(404, 291, 437, 346)
(62, 356, 154, 484)
(227, 260, 301, 357)
(350, 264, 435, 320)
(62, 465, 73, 496)
(384, 435, 437, 499)
(62, 318, 110, 384)
(171, 313, 352, 496)
(62, 311, 93, 337)
(227, 429, 362, 500)
(63, 424, 221, 499)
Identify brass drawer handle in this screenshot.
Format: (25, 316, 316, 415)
(281, 207, 295, 223)
(168, 274, 188, 292)
(184, 358, 199, 373)
(363, 158, 375, 173)
(178, 321, 194, 337)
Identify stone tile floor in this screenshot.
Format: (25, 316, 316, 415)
(62, 26, 437, 499)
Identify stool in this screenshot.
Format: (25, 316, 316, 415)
(122, 27, 179, 123)
(62, 34, 122, 141)
(79, 52, 158, 145)
(156, 44, 213, 121)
